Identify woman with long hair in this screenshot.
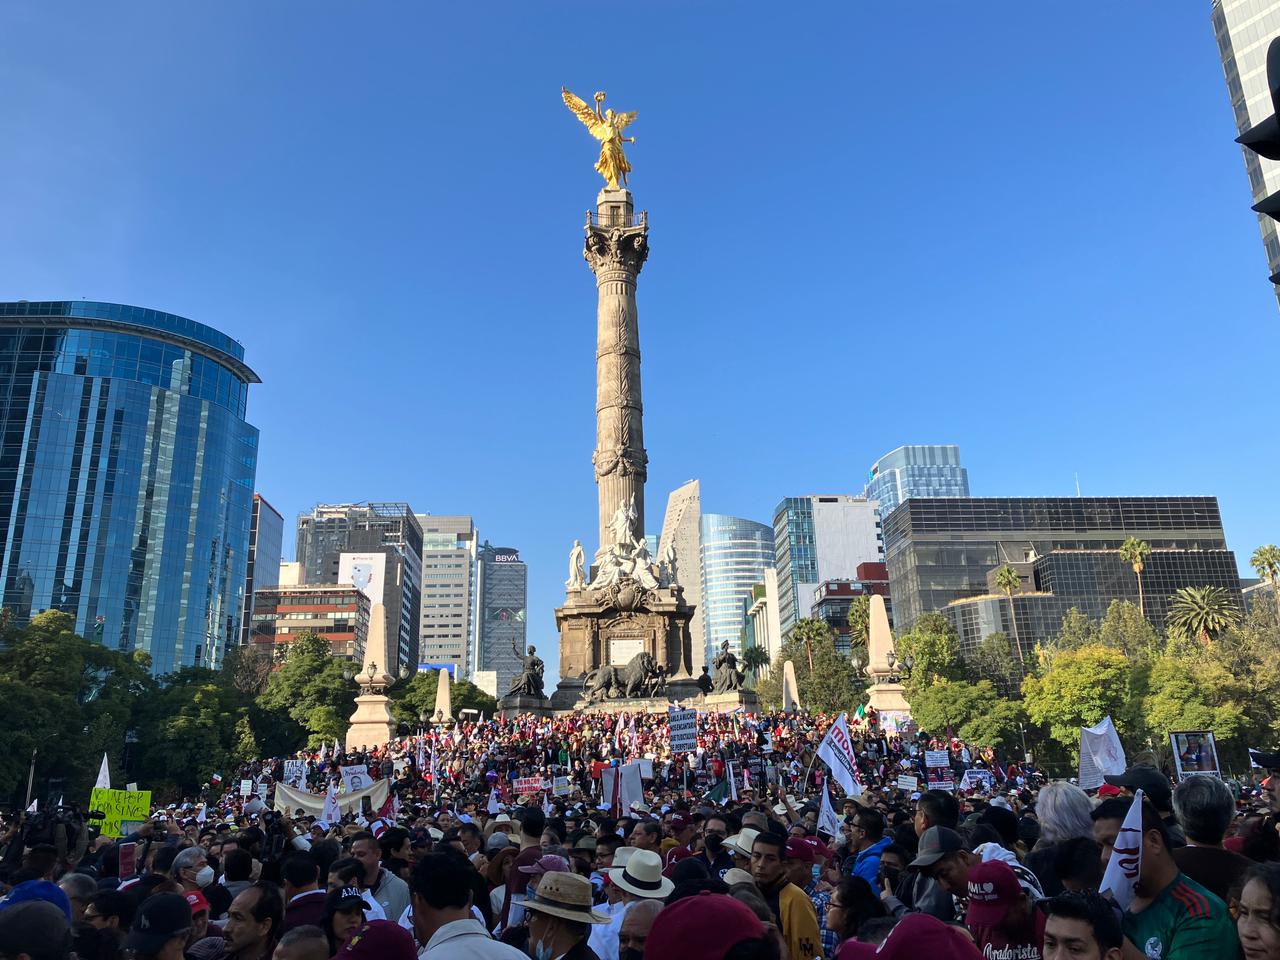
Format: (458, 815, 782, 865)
(1237, 863, 1280, 960)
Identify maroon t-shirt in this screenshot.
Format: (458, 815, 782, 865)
(499, 844, 543, 927)
(966, 911, 1046, 960)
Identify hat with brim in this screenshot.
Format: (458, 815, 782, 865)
(909, 826, 964, 869)
(726, 827, 759, 858)
(326, 886, 367, 915)
(522, 872, 610, 923)
(607, 849, 675, 899)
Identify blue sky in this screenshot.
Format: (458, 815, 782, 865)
(3, 3, 1277, 682)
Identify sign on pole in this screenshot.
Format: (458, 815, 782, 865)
(514, 776, 544, 795)
(239, 779, 254, 798)
(283, 760, 307, 789)
(340, 765, 370, 793)
(668, 707, 698, 753)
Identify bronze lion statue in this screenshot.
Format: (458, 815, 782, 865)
(584, 651, 660, 702)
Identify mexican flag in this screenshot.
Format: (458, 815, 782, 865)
(704, 778, 731, 805)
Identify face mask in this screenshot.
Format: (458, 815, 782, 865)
(195, 866, 216, 888)
(621, 950, 644, 960)
(533, 939, 555, 960)
(704, 835, 724, 853)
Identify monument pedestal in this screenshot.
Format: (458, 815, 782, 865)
(499, 695, 554, 719)
(866, 681, 909, 713)
(346, 693, 397, 752)
(701, 690, 760, 714)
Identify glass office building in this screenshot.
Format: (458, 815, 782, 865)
(884, 496, 1239, 630)
(0, 301, 259, 672)
(474, 542, 526, 696)
(864, 445, 970, 518)
(239, 494, 283, 647)
(699, 514, 774, 662)
(1213, 0, 1280, 306)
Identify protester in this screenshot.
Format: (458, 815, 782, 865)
(523, 872, 610, 960)
(750, 831, 823, 960)
(125, 892, 193, 960)
(1091, 796, 1237, 959)
(643, 891, 776, 960)
(0, 900, 74, 960)
(617, 898, 662, 960)
(846, 809, 892, 888)
(272, 925, 330, 960)
(1237, 862, 1280, 960)
(963, 860, 1044, 959)
(349, 831, 411, 922)
(1039, 891, 1124, 960)
(223, 881, 284, 960)
(1103, 767, 1185, 848)
(1026, 781, 1096, 897)
(1171, 773, 1253, 902)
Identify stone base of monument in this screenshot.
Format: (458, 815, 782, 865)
(866, 681, 910, 715)
(346, 694, 397, 752)
(700, 690, 761, 713)
(498, 695, 554, 719)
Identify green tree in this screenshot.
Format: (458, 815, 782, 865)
(757, 619, 863, 714)
(966, 632, 1017, 693)
(389, 671, 498, 726)
(1141, 650, 1246, 745)
(1166, 586, 1241, 646)
(222, 644, 274, 696)
(1054, 608, 1100, 653)
(1251, 544, 1280, 627)
(1021, 643, 1137, 751)
(256, 633, 356, 752)
(1119, 537, 1153, 620)
(994, 565, 1025, 669)
(846, 596, 872, 650)
(741, 645, 771, 685)
(896, 613, 962, 695)
(1097, 600, 1161, 661)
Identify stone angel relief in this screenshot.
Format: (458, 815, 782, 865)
(562, 88, 637, 189)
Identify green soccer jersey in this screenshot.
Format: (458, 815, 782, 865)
(1122, 872, 1239, 960)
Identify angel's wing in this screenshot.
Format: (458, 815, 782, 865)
(562, 87, 606, 140)
(613, 111, 638, 132)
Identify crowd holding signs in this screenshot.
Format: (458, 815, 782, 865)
(2, 706, 1279, 960)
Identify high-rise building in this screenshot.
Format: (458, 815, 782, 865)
(772, 495, 883, 637)
(239, 494, 283, 647)
(810, 562, 892, 654)
(1214, 0, 1280, 305)
(657, 480, 705, 656)
(742, 568, 782, 675)
(699, 514, 774, 662)
(295, 503, 423, 673)
(882, 497, 1243, 662)
(864, 445, 970, 518)
(0, 301, 259, 672)
(474, 541, 526, 696)
(414, 514, 476, 676)
(250, 583, 370, 662)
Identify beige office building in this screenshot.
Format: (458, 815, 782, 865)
(415, 514, 477, 676)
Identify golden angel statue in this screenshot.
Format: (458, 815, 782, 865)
(562, 87, 637, 189)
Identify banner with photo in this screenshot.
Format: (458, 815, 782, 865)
(1170, 731, 1220, 780)
(274, 779, 389, 818)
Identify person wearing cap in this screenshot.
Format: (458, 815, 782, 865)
(751, 831, 823, 960)
(0, 900, 74, 960)
(784, 836, 839, 959)
(1103, 766, 1185, 848)
(643, 890, 774, 960)
(660, 811, 697, 870)
(322, 885, 367, 952)
(521, 855, 572, 902)
(1041, 891, 1125, 960)
(335, 919, 418, 959)
(125, 891, 193, 960)
(524, 872, 611, 960)
(1090, 795, 1237, 960)
(883, 791, 959, 922)
(963, 860, 1044, 958)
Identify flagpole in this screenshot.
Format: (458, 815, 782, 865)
(24, 748, 37, 811)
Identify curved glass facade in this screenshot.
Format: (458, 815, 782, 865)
(699, 514, 774, 663)
(0, 302, 259, 673)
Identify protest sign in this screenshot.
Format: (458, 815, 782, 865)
(816, 713, 862, 797)
(340, 764, 370, 793)
(924, 750, 949, 768)
(275, 780, 389, 819)
(1171, 731, 1220, 780)
(239, 779, 254, 797)
(668, 707, 698, 753)
(924, 751, 953, 791)
(638, 759, 654, 780)
(255, 783, 269, 802)
(90, 788, 152, 838)
(283, 760, 307, 788)
(552, 776, 571, 797)
(897, 774, 919, 792)
(514, 776, 544, 795)
(959, 769, 994, 792)
(1079, 716, 1125, 790)
(117, 842, 137, 879)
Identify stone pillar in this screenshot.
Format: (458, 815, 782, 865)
(584, 188, 649, 554)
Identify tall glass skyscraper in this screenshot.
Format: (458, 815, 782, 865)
(0, 301, 260, 672)
(699, 514, 774, 663)
(1214, 0, 1280, 306)
(474, 542, 526, 696)
(864, 445, 969, 518)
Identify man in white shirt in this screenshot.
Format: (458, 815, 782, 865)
(410, 850, 525, 958)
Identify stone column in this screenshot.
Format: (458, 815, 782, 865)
(584, 187, 649, 554)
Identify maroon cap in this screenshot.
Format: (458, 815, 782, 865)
(338, 920, 417, 960)
(804, 837, 833, 862)
(644, 892, 766, 960)
(964, 860, 1022, 928)
(669, 811, 693, 830)
(870, 913, 983, 959)
(784, 837, 814, 863)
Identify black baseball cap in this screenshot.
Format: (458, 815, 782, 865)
(908, 826, 965, 869)
(1103, 766, 1172, 808)
(327, 886, 367, 914)
(0, 901, 72, 960)
(125, 892, 192, 953)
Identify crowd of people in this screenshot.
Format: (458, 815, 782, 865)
(2, 709, 1280, 960)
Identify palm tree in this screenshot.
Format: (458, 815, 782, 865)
(994, 564, 1025, 669)
(847, 595, 872, 650)
(741, 645, 771, 682)
(1166, 586, 1241, 646)
(1251, 544, 1280, 626)
(1119, 537, 1152, 620)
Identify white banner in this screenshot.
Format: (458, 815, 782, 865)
(1079, 716, 1126, 791)
(668, 707, 698, 753)
(274, 779, 390, 819)
(818, 786, 840, 837)
(340, 764, 371, 793)
(1099, 788, 1144, 910)
(816, 713, 862, 797)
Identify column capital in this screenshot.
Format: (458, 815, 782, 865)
(584, 223, 649, 278)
